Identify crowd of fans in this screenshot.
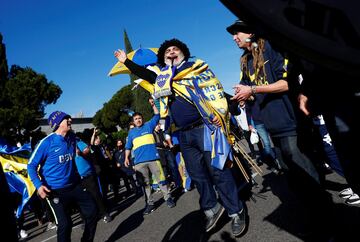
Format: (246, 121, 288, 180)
(6, 18, 357, 242)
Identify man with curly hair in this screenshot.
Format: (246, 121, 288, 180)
(114, 38, 246, 236)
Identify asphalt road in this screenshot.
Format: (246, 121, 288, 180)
(24, 162, 360, 242)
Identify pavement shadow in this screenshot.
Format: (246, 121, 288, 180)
(331, 202, 360, 241)
(161, 207, 248, 242)
(208, 232, 237, 242)
(323, 179, 348, 192)
(171, 187, 186, 203)
(259, 172, 312, 240)
(109, 192, 143, 218)
(260, 167, 360, 242)
(105, 209, 144, 242)
(210, 202, 250, 241)
(161, 210, 208, 242)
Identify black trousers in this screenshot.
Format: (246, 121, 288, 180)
(47, 183, 98, 242)
(81, 174, 107, 217)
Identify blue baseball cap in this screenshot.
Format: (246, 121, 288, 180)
(48, 111, 71, 131)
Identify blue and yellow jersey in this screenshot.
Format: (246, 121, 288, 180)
(125, 114, 160, 165)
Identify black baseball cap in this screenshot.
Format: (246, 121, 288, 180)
(226, 20, 252, 34)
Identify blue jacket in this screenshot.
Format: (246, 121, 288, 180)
(75, 140, 95, 178)
(28, 132, 79, 190)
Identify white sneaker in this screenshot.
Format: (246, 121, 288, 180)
(46, 222, 57, 231)
(345, 193, 360, 205)
(339, 188, 353, 199)
(19, 229, 28, 239)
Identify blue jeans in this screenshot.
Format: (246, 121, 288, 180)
(255, 123, 284, 169)
(255, 123, 275, 159)
(273, 135, 320, 184)
(163, 149, 182, 186)
(179, 125, 243, 215)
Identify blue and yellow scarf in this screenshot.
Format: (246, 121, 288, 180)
(136, 59, 232, 169)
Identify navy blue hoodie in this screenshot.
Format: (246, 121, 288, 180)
(241, 41, 297, 137)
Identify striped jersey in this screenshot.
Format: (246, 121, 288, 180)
(125, 114, 160, 164)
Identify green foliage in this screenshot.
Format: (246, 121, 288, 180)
(124, 29, 133, 56)
(92, 109, 103, 129)
(123, 30, 152, 119)
(92, 84, 134, 131)
(0, 35, 62, 143)
(134, 88, 152, 120)
(0, 64, 62, 143)
(111, 129, 128, 143)
(0, 33, 9, 105)
(0, 34, 8, 82)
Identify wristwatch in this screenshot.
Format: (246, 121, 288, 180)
(251, 85, 257, 95)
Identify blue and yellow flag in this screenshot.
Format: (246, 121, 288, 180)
(0, 142, 35, 218)
(0, 140, 31, 158)
(108, 48, 158, 76)
(175, 152, 192, 190)
(0, 155, 36, 218)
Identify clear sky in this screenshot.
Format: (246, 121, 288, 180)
(1, 0, 243, 118)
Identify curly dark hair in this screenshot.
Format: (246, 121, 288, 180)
(157, 38, 191, 67)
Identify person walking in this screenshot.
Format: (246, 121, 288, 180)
(124, 99, 175, 215)
(75, 132, 112, 223)
(115, 39, 246, 236)
(113, 139, 140, 196)
(227, 19, 334, 239)
(27, 111, 98, 242)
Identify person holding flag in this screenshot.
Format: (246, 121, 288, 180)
(114, 39, 246, 237)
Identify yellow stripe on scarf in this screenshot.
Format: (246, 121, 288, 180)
(132, 60, 231, 139)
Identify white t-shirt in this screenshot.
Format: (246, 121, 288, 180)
(235, 106, 249, 131)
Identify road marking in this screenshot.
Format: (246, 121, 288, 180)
(40, 224, 82, 242)
(40, 234, 56, 242)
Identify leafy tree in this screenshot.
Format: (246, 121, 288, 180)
(124, 30, 137, 86)
(0, 33, 9, 106)
(0, 64, 62, 143)
(111, 129, 128, 143)
(92, 109, 104, 129)
(93, 84, 134, 131)
(0, 34, 8, 81)
(0, 35, 62, 143)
